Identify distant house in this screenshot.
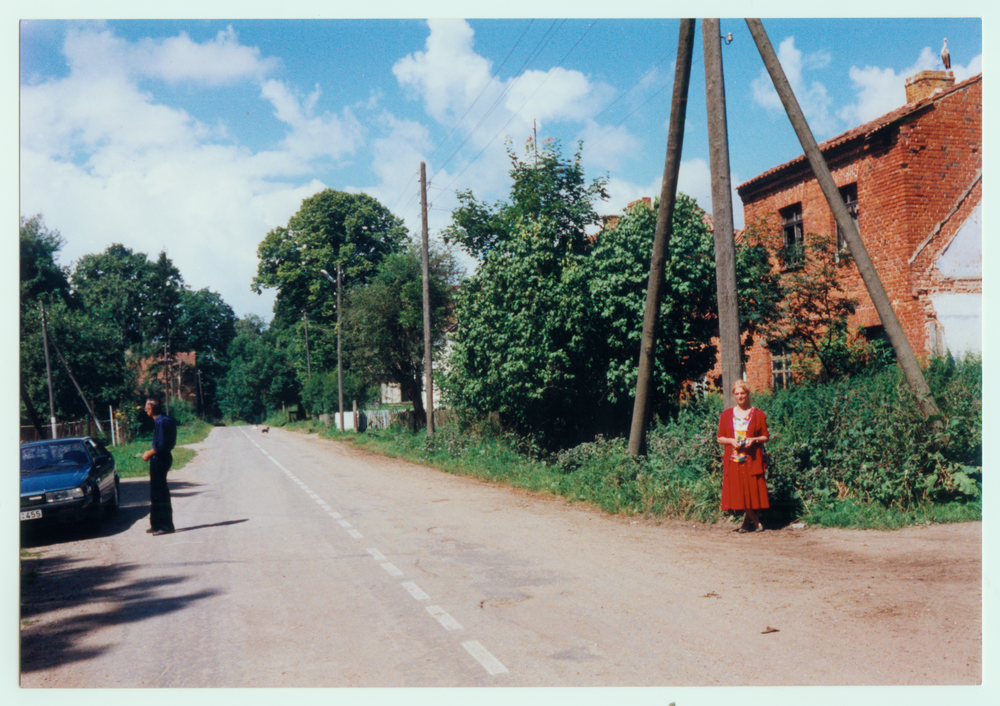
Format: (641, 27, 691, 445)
(137, 350, 200, 406)
(722, 69, 981, 392)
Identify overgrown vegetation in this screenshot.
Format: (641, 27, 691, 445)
(324, 355, 980, 529)
(110, 419, 213, 478)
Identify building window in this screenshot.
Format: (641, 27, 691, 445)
(771, 345, 793, 390)
(780, 203, 804, 268)
(836, 184, 858, 258)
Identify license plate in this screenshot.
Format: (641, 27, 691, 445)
(20, 509, 43, 521)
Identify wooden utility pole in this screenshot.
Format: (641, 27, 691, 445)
(704, 18, 742, 409)
(745, 18, 941, 419)
(302, 310, 312, 381)
(337, 264, 344, 431)
(39, 302, 58, 439)
(628, 19, 697, 457)
(44, 327, 105, 435)
(320, 266, 346, 431)
(420, 161, 434, 434)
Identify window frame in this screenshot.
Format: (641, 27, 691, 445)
(770, 344, 793, 390)
(780, 203, 804, 269)
(836, 184, 858, 260)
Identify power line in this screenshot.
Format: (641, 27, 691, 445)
(435, 20, 594, 200)
(387, 20, 536, 216)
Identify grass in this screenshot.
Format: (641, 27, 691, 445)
(802, 497, 982, 530)
(264, 416, 982, 532)
(111, 420, 214, 478)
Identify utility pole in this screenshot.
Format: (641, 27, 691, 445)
(337, 264, 344, 431)
(320, 267, 346, 431)
(163, 340, 170, 415)
(302, 310, 312, 381)
(745, 18, 941, 420)
(44, 326, 105, 435)
(627, 18, 696, 457)
(420, 161, 434, 434)
(704, 18, 742, 409)
(39, 302, 58, 439)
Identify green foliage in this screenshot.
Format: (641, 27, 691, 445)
(444, 217, 603, 449)
(20, 215, 72, 307)
(444, 138, 609, 259)
(300, 370, 375, 415)
(343, 242, 460, 419)
(252, 189, 408, 328)
(588, 196, 718, 413)
(218, 316, 299, 422)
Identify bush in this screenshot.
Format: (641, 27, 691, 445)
(548, 355, 981, 526)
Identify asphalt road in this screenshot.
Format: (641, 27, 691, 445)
(19, 426, 983, 688)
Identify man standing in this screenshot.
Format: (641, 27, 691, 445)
(142, 398, 177, 535)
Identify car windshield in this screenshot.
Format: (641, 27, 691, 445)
(21, 441, 90, 472)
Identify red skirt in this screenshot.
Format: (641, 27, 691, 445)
(720, 457, 770, 511)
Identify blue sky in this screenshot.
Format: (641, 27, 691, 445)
(17, 6, 985, 321)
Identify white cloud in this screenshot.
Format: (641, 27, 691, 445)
(602, 158, 745, 231)
(392, 19, 494, 125)
(839, 48, 984, 125)
(260, 80, 365, 164)
(18, 26, 352, 319)
(62, 24, 278, 85)
(135, 26, 281, 84)
(752, 36, 837, 136)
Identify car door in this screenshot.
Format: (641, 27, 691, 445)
(85, 438, 115, 497)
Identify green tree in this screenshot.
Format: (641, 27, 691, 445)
(176, 288, 238, 416)
(762, 231, 881, 381)
(218, 316, 299, 422)
(443, 217, 603, 448)
(588, 196, 719, 416)
(444, 138, 609, 259)
(252, 190, 408, 328)
(343, 242, 461, 423)
(20, 218, 134, 425)
(20, 215, 72, 307)
(71, 244, 155, 348)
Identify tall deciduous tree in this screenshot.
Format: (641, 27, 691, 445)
(252, 190, 408, 328)
(444, 138, 609, 260)
(343, 242, 460, 423)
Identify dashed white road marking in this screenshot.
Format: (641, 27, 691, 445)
(380, 562, 404, 577)
(426, 606, 462, 631)
(240, 428, 511, 676)
(461, 641, 508, 675)
(401, 582, 429, 601)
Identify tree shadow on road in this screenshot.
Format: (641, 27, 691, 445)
(19, 553, 220, 674)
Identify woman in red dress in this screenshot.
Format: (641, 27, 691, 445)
(717, 380, 769, 532)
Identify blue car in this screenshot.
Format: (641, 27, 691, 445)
(20, 437, 120, 525)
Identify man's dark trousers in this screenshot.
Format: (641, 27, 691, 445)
(149, 452, 175, 532)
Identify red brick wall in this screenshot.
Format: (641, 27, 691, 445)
(733, 75, 981, 390)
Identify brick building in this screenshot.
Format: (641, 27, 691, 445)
(727, 70, 981, 392)
(137, 350, 201, 406)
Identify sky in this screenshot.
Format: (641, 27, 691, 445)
(16, 5, 985, 322)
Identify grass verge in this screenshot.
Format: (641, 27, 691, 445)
(111, 420, 214, 478)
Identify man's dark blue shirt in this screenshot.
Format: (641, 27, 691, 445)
(152, 414, 177, 454)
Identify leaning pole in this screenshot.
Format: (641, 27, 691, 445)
(745, 19, 940, 420)
(627, 18, 696, 457)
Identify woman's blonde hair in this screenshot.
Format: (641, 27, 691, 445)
(732, 380, 752, 397)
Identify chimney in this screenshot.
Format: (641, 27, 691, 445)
(905, 70, 955, 104)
